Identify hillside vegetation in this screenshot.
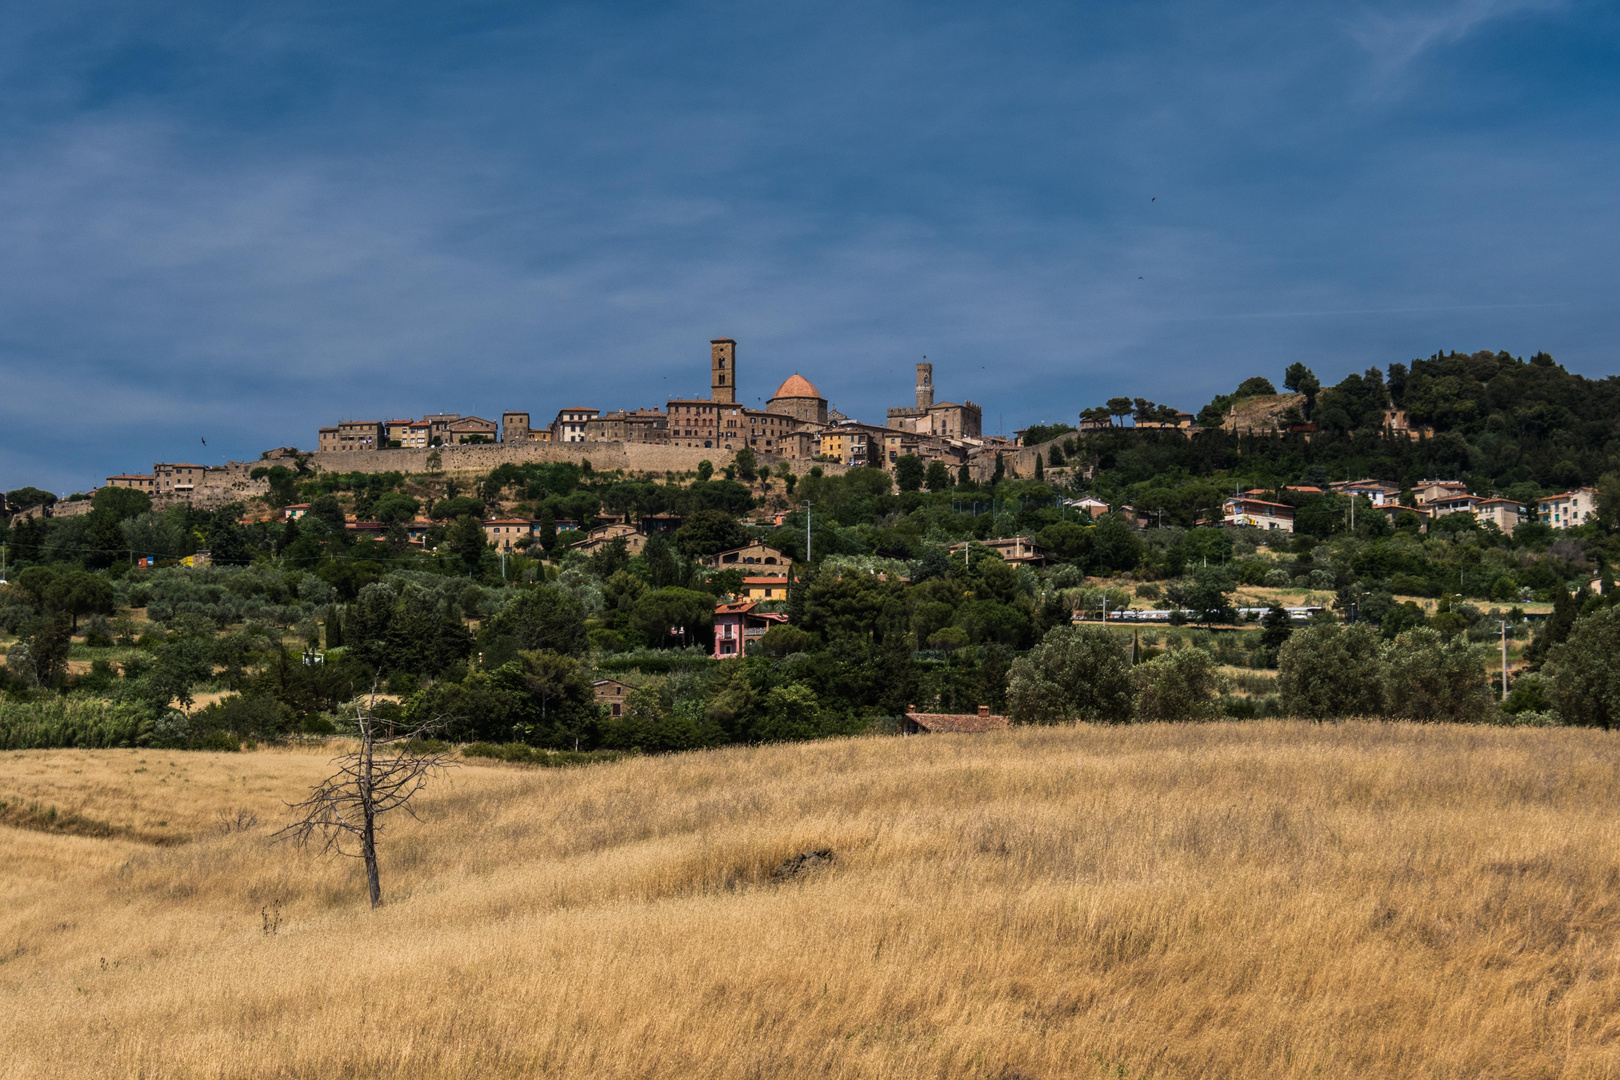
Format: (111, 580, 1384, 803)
(4, 723, 1620, 1078)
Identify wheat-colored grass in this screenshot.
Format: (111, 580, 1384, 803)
(3, 722, 1620, 1079)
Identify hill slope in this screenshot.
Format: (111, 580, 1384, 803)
(5, 724, 1619, 1079)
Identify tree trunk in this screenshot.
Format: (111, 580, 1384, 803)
(360, 716, 382, 908)
(362, 805, 381, 908)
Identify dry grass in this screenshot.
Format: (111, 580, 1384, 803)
(4, 723, 1620, 1079)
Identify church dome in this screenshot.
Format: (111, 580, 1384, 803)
(770, 373, 824, 400)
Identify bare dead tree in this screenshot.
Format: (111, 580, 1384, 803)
(274, 690, 457, 908)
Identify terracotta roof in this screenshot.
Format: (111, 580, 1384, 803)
(904, 711, 1010, 733)
(770, 372, 823, 400)
(743, 576, 788, 584)
(715, 600, 756, 615)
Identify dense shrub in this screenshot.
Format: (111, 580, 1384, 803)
(1382, 628, 1493, 722)
(1132, 647, 1227, 723)
(1006, 625, 1133, 724)
(1277, 622, 1385, 719)
(0, 699, 149, 749)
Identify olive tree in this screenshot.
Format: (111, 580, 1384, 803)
(1544, 607, 1620, 728)
(1276, 621, 1384, 719)
(1382, 627, 1492, 722)
(1006, 625, 1133, 724)
(1131, 646, 1226, 722)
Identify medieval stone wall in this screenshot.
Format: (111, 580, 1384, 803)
(310, 440, 852, 479)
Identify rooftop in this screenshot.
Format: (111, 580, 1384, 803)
(770, 373, 824, 400)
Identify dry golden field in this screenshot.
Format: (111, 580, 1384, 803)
(3, 722, 1620, 1079)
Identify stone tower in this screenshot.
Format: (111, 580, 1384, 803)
(711, 339, 737, 404)
(915, 362, 934, 410)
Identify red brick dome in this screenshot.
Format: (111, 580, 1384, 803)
(770, 373, 823, 400)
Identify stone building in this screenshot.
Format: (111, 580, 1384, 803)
(766, 373, 828, 426)
(553, 408, 600, 443)
(424, 414, 462, 445)
(585, 408, 670, 444)
(886, 363, 982, 439)
(501, 412, 532, 443)
(105, 473, 157, 493)
(386, 419, 431, 448)
(819, 422, 889, 466)
(665, 399, 726, 449)
(445, 416, 499, 444)
(711, 338, 736, 404)
(319, 420, 385, 452)
(153, 463, 207, 497)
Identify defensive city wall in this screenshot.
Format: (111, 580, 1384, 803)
(310, 440, 852, 478)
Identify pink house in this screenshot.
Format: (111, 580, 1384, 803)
(713, 600, 791, 659)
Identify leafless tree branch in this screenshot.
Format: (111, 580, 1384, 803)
(273, 684, 457, 907)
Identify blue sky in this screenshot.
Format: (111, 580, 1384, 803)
(2, 0, 1617, 494)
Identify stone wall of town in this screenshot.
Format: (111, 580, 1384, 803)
(310, 440, 854, 479)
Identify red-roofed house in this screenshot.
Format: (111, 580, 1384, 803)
(1222, 496, 1295, 532)
(713, 601, 790, 659)
(900, 705, 1010, 734)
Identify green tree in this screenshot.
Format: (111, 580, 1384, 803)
(1006, 625, 1134, 724)
(1131, 647, 1226, 722)
(733, 446, 758, 482)
(895, 454, 925, 493)
(481, 586, 588, 656)
(45, 570, 114, 631)
(91, 485, 152, 520)
(309, 495, 347, 535)
(696, 460, 714, 483)
(514, 649, 598, 746)
(447, 515, 486, 570)
(674, 509, 749, 560)
(324, 603, 344, 648)
(1167, 566, 1234, 628)
(1259, 604, 1293, 659)
(925, 460, 952, 492)
(630, 587, 714, 647)
(1382, 627, 1492, 722)
(538, 506, 557, 554)
(1236, 376, 1277, 396)
(1544, 607, 1620, 728)
(372, 492, 420, 525)
(1283, 363, 1321, 418)
(1276, 622, 1384, 719)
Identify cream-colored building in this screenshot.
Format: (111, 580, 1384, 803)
(1475, 498, 1525, 534)
(1538, 487, 1598, 529)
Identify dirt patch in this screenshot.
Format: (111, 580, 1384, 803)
(772, 849, 834, 880)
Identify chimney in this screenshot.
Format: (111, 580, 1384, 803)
(977, 705, 989, 718)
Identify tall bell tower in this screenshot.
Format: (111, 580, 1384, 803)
(711, 338, 737, 404)
(915, 362, 934, 410)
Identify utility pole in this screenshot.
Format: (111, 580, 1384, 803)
(804, 502, 812, 563)
(1500, 620, 1509, 702)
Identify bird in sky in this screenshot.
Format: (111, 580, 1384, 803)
(201, 437, 207, 446)
(1152, 196, 1156, 201)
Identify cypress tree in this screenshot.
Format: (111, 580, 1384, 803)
(324, 603, 344, 649)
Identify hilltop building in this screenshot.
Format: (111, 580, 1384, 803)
(886, 363, 982, 439)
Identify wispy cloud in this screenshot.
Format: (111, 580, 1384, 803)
(1351, 0, 1566, 89)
